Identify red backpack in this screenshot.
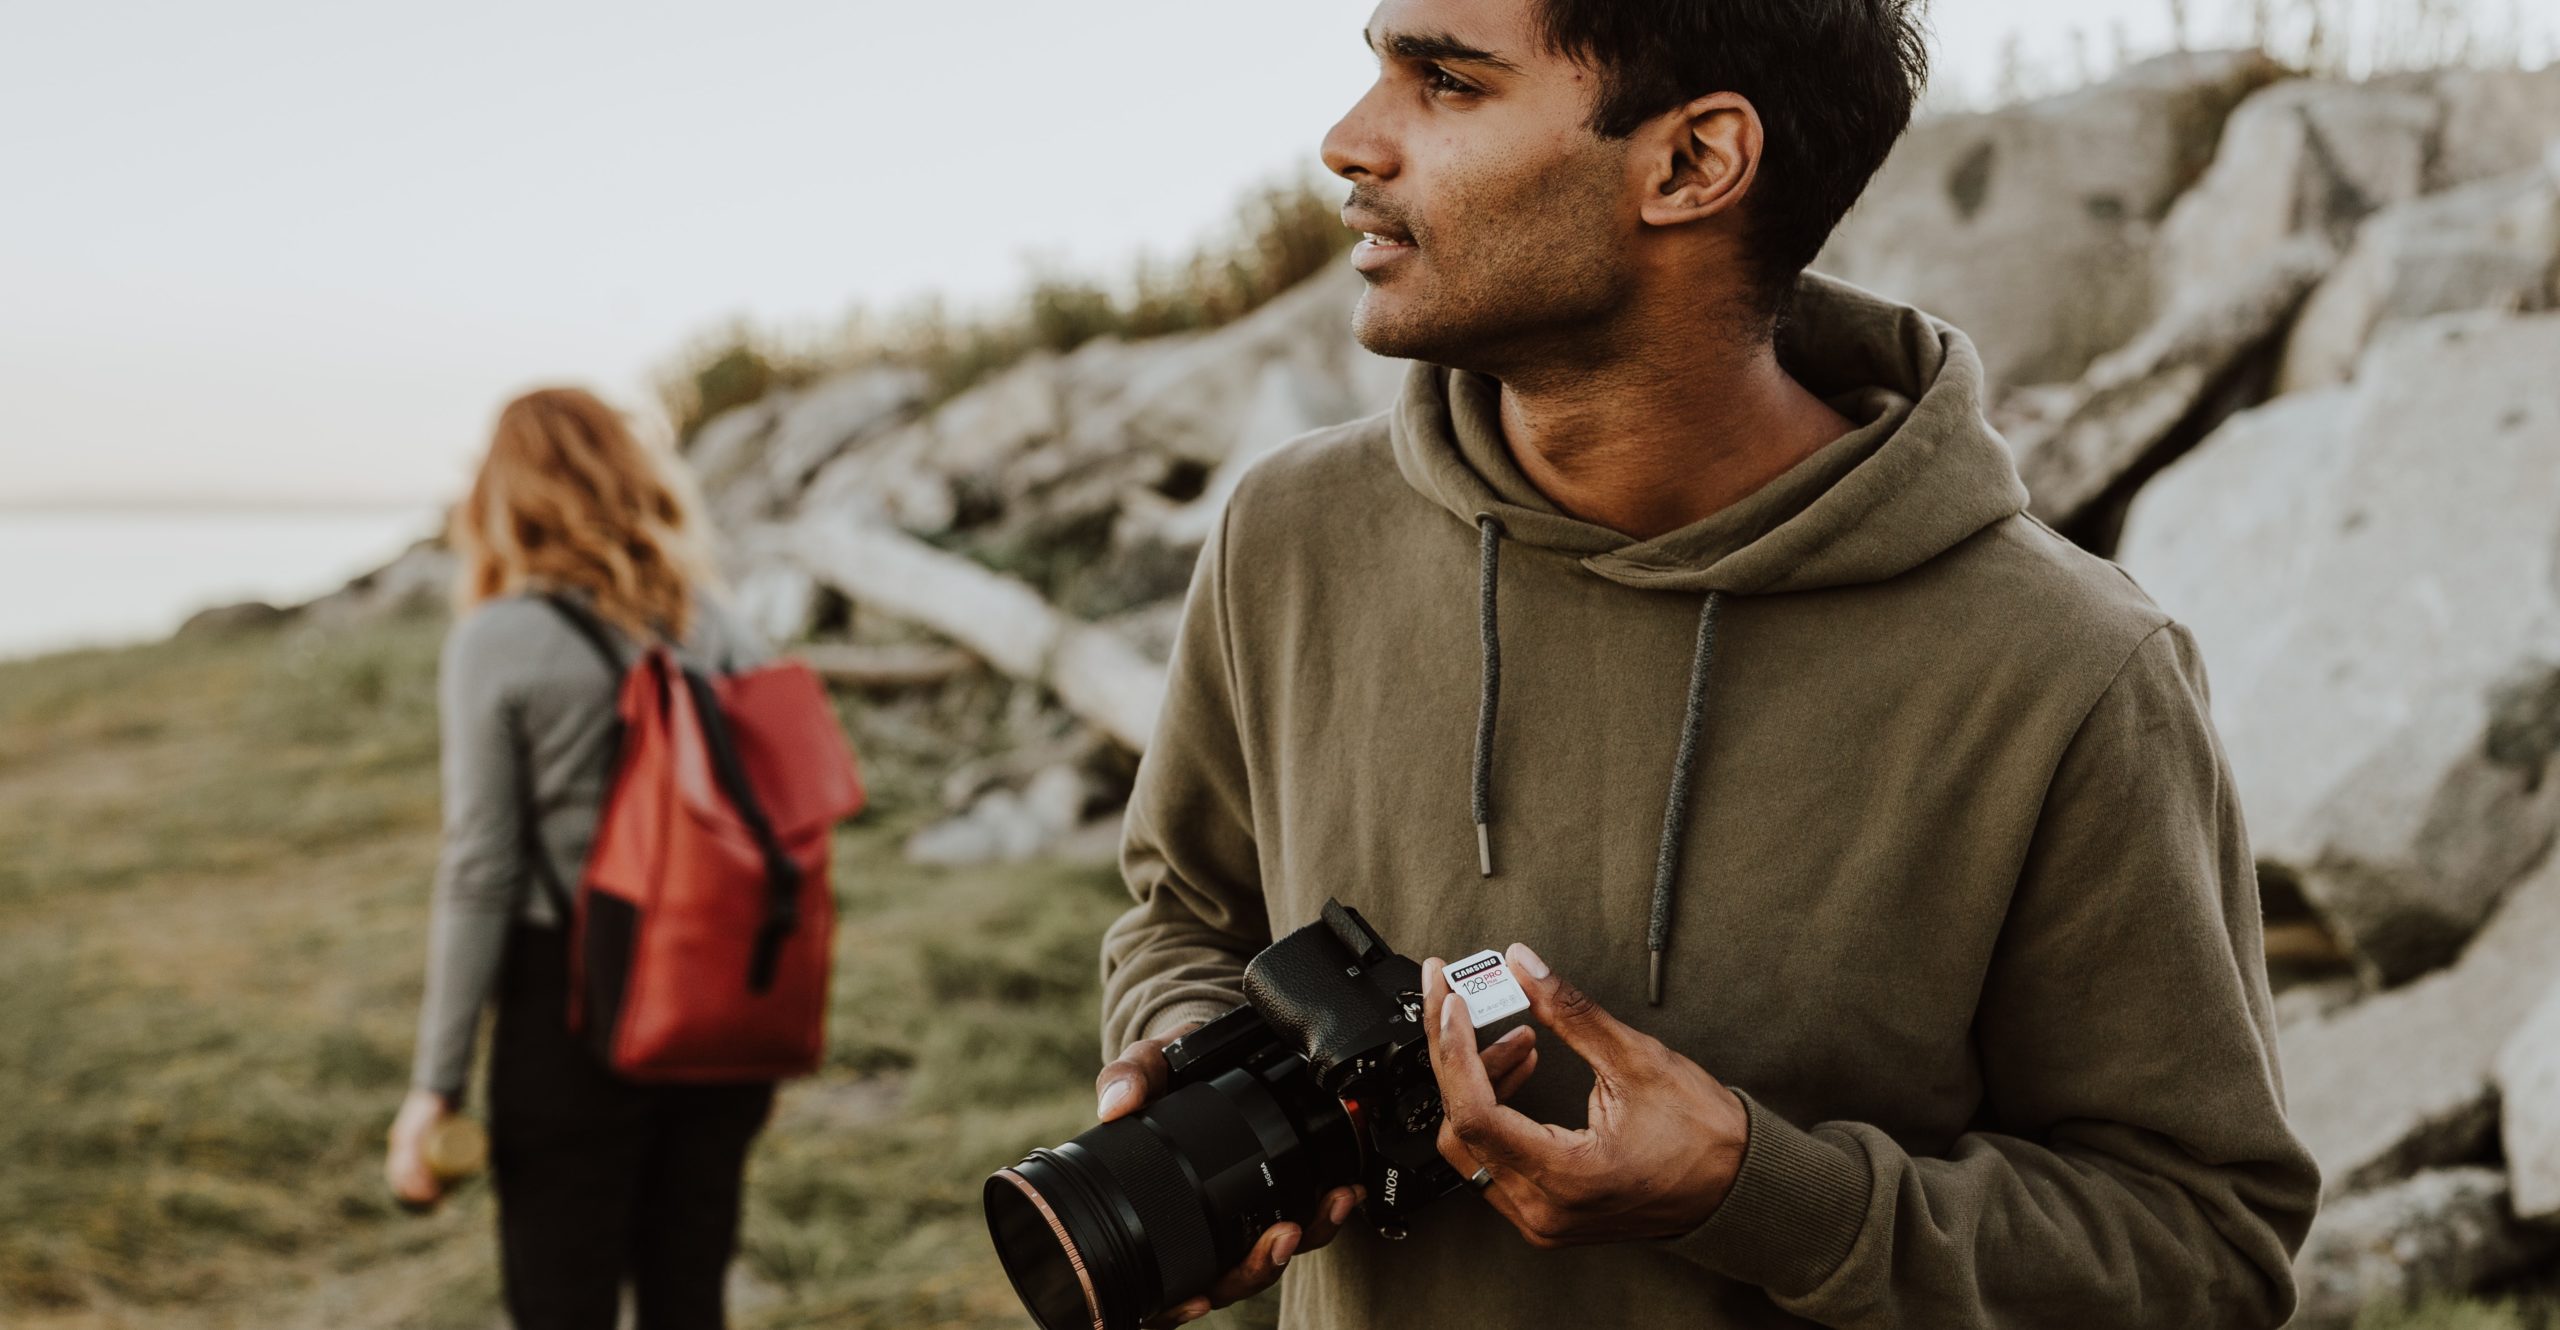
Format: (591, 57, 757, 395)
(532, 595, 866, 1083)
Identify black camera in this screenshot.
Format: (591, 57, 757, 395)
(983, 900, 1465, 1330)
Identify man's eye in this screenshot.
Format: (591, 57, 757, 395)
(1423, 65, 1478, 97)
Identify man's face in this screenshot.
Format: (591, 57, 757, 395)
(1321, 0, 1637, 371)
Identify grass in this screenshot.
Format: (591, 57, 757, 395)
(0, 612, 1274, 1329)
(2360, 1296, 2560, 1330)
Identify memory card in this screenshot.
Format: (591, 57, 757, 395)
(1446, 949, 1530, 1028)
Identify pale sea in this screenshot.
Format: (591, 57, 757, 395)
(0, 508, 443, 662)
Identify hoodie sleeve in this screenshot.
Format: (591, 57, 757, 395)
(1667, 621, 2322, 1328)
(1099, 505, 1274, 1060)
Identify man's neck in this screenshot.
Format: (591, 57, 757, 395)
(1494, 332, 1856, 543)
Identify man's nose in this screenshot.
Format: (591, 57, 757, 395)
(1320, 85, 1397, 182)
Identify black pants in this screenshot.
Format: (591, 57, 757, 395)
(488, 923, 775, 1330)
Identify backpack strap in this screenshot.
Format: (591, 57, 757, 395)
(537, 593, 632, 679)
(520, 593, 636, 923)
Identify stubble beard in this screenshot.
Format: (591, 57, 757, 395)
(1348, 152, 1630, 378)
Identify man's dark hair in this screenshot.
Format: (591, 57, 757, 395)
(1537, 0, 1929, 316)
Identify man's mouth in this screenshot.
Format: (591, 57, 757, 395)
(1350, 232, 1416, 275)
(1344, 207, 1418, 274)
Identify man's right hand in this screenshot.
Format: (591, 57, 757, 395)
(1095, 1019, 1541, 1328)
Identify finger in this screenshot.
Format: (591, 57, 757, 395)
(1477, 1025, 1535, 1086)
(1490, 1047, 1540, 1103)
(394, 1154, 440, 1198)
(1506, 943, 1652, 1077)
(1427, 966, 1554, 1174)
(1096, 1036, 1176, 1121)
(1296, 1185, 1363, 1253)
(1141, 1296, 1212, 1328)
(1434, 1114, 1551, 1245)
(1202, 1221, 1300, 1307)
(1425, 965, 1533, 1075)
(388, 1159, 441, 1207)
(384, 1142, 430, 1195)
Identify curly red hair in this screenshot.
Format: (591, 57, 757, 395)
(449, 387, 715, 639)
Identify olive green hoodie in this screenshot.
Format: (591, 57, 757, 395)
(1100, 269, 2319, 1329)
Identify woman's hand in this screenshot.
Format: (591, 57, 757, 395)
(384, 1088, 452, 1209)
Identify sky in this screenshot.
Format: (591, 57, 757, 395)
(4, 0, 2551, 509)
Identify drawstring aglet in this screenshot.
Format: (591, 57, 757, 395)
(1476, 822, 1493, 877)
(1648, 948, 1664, 1006)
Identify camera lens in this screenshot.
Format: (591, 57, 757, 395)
(984, 1067, 1356, 1330)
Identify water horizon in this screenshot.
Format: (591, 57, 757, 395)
(0, 506, 445, 663)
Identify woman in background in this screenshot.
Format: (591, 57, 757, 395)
(385, 387, 773, 1330)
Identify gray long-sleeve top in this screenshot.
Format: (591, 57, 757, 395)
(409, 589, 767, 1100)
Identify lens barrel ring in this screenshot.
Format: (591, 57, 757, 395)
(1073, 1117, 1220, 1299)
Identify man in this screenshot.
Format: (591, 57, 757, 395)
(1094, 0, 2322, 1325)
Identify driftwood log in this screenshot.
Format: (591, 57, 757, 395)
(787, 518, 1167, 751)
(795, 643, 980, 689)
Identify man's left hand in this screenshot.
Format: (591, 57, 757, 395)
(1422, 944, 1751, 1249)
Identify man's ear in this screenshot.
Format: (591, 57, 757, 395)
(1637, 92, 1759, 229)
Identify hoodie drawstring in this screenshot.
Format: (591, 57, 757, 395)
(1473, 515, 1505, 877)
(1470, 513, 1725, 1005)
(1649, 592, 1721, 1004)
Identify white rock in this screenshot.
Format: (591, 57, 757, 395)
(788, 517, 1166, 751)
(1816, 49, 2282, 393)
(1077, 262, 1368, 468)
(2118, 310, 2560, 981)
(1117, 360, 1343, 552)
(904, 765, 1095, 867)
(931, 350, 1069, 480)
(2273, 976, 2363, 1031)
(684, 397, 782, 501)
(727, 560, 821, 647)
(904, 789, 1035, 866)
(757, 367, 925, 495)
(2422, 64, 2560, 193)
(2289, 1167, 2560, 1330)
(800, 417, 956, 535)
(2150, 78, 2439, 316)
(2279, 850, 2560, 1195)
(1020, 764, 1092, 833)
(2496, 974, 2560, 1220)
(2279, 163, 2560, 393)
(791, 352, 1068, 536)
(696, 368, 924, 529)
(2009, 233, 2332, 522)
(968, 264, 1380, 551)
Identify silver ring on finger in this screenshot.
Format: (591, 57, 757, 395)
(1467, 1165, 1495, 1191)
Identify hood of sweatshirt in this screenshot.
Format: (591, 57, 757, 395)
(1385, 269, 2031, 1000)
(1389, 267, 2029, 595)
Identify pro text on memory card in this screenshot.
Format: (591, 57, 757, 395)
(1447, 949, 1530, 1028)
